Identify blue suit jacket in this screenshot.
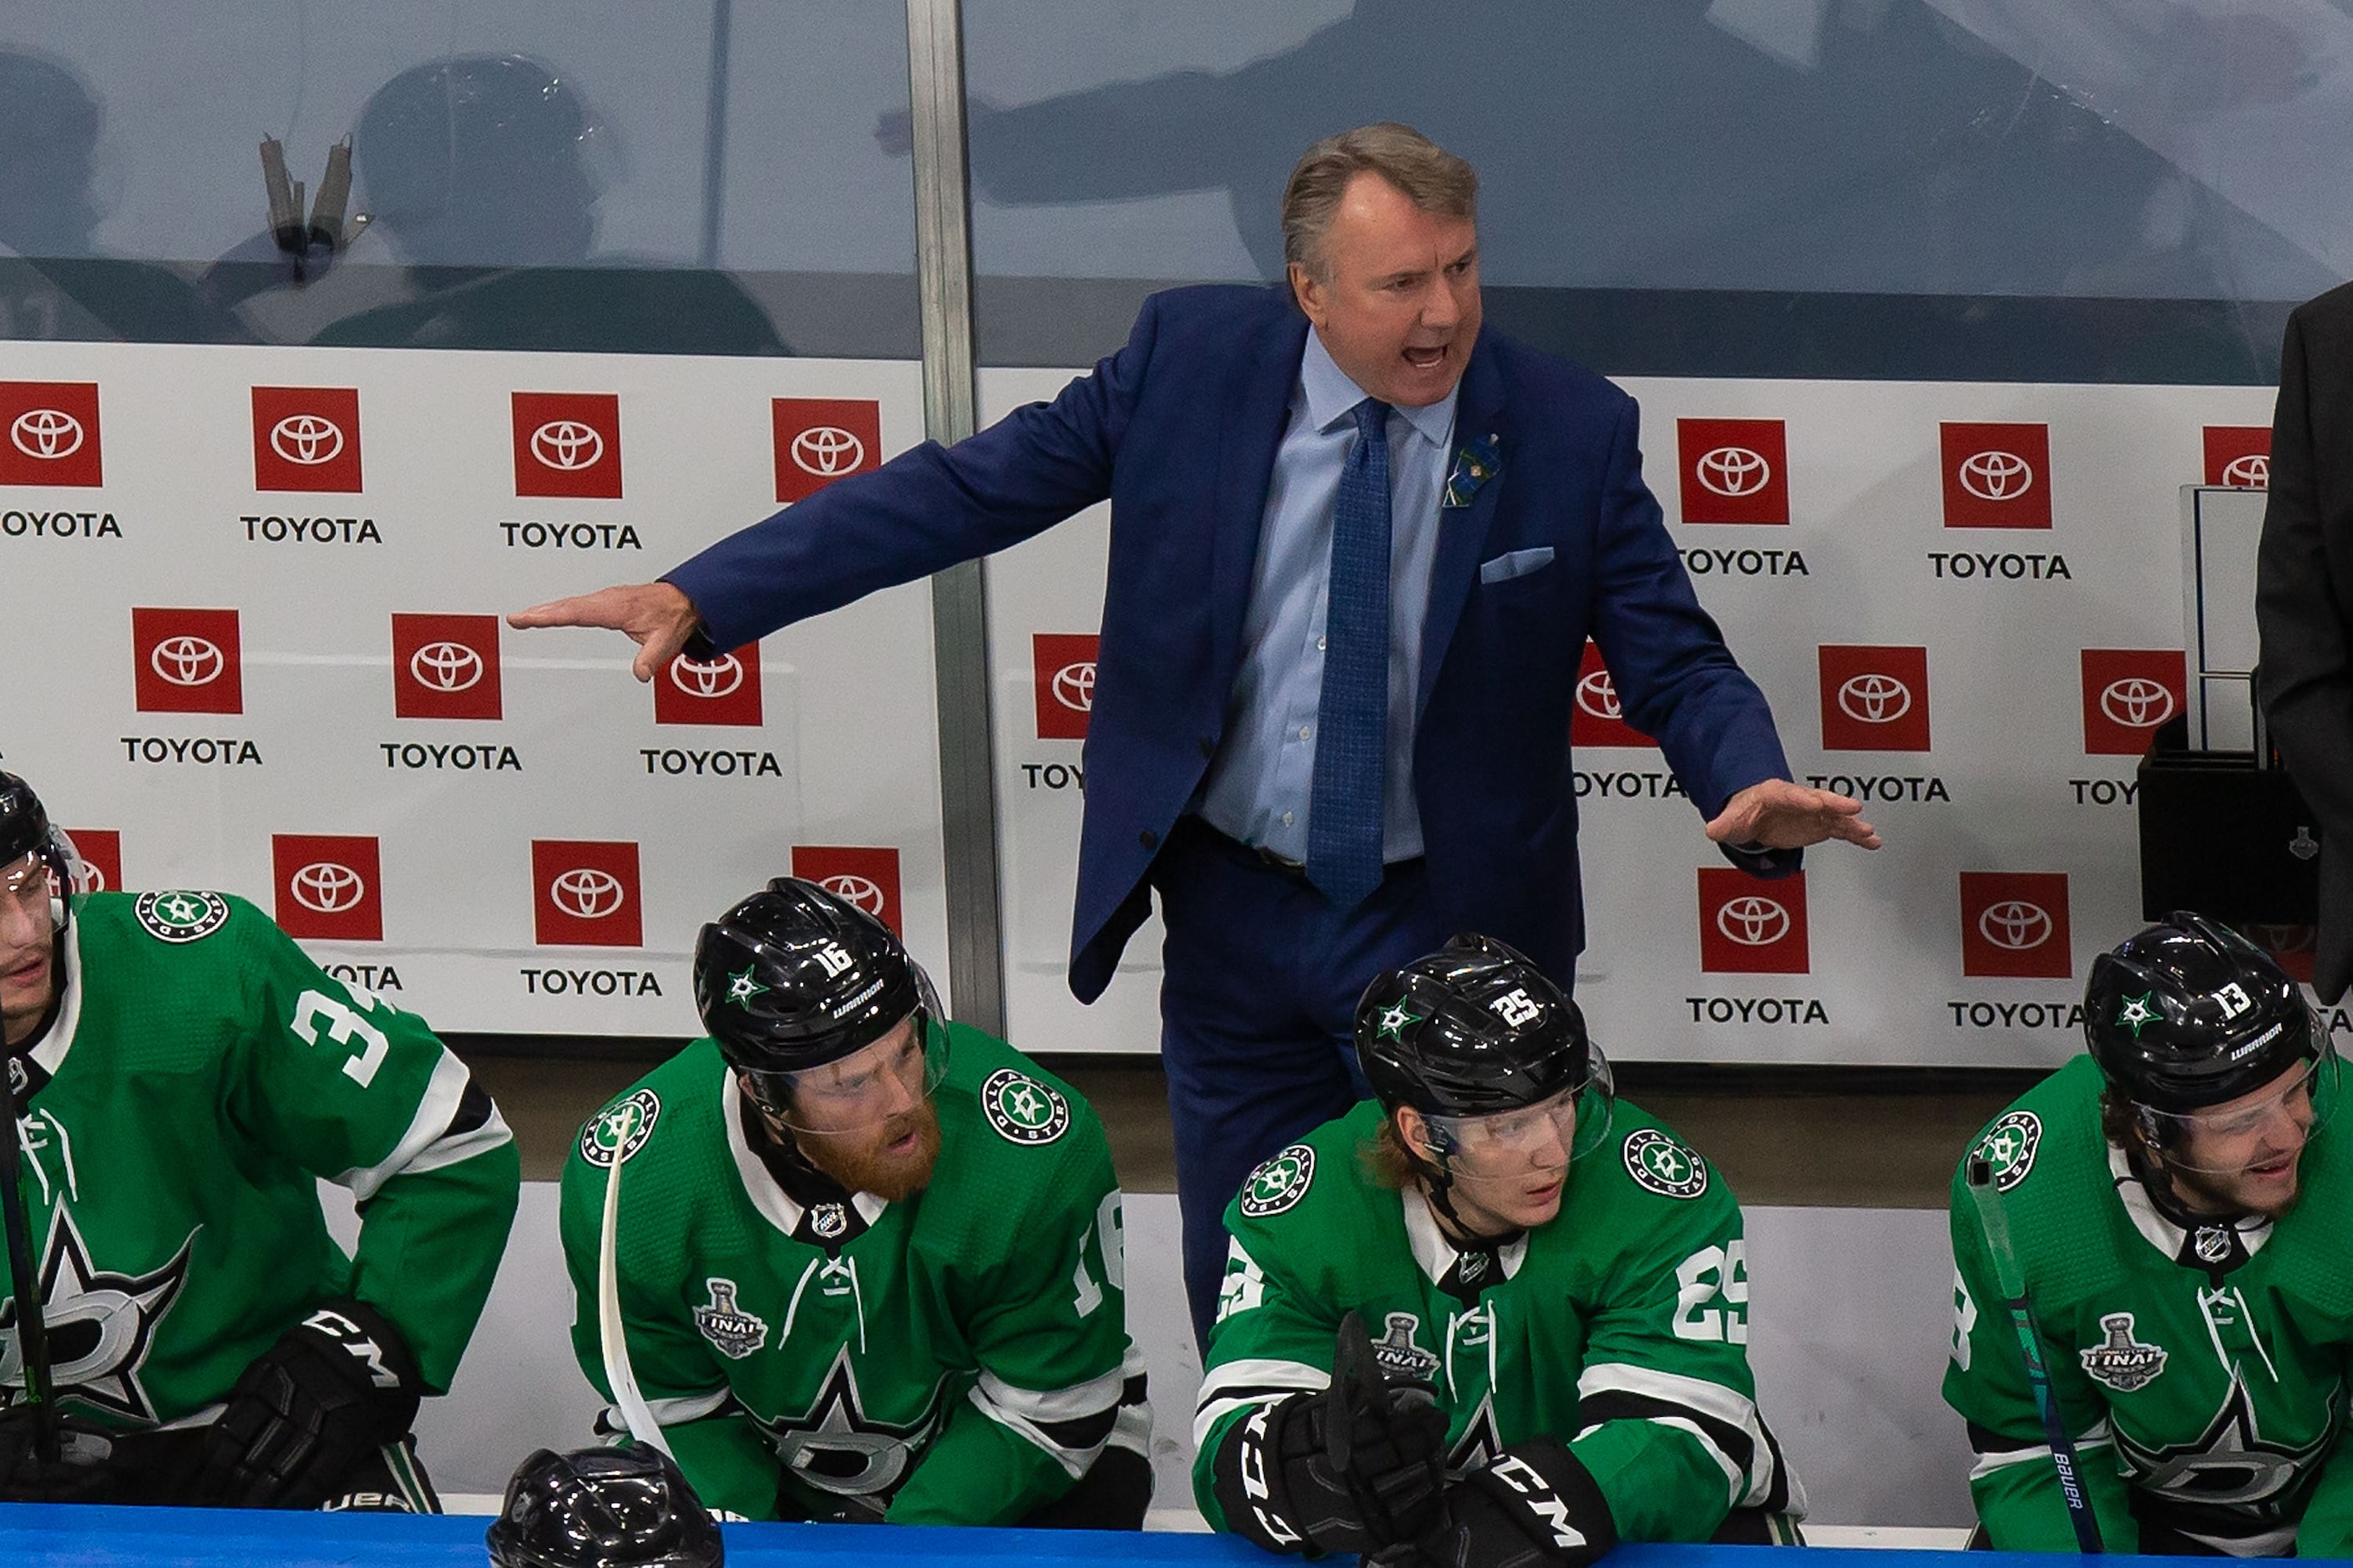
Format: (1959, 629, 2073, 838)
(669, 286, 1794, 1003)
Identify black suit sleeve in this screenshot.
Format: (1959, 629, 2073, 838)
(2256, 301, 2353, 1002)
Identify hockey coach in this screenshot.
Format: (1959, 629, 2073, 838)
(558, 877, 1151, 1525)
(0, 769, 520, 1509)
(514, 120, 1878, 1348)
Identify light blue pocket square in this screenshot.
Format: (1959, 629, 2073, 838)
(1478, 546, 1555, 585)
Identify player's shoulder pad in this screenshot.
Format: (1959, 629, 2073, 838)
(127, 887, 246, 947)
(942, 1024, 1101, 1155)
(1223, 1103, 1379, 1235)
(1952, 1055, 2102, 1204)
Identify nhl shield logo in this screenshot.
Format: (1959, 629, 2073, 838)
(694, 1278, 768, 1360)
(133, 890, 230, 945)
(2080, 1313, 2168, 1393)
(1623, 1129, 1708, 1200)
(980, 1068, 1070, 1146)
(809, 1203, 850, 1241)
(1971, 1111, 2042, 1193)
(580, 1090, 660, 1169)
(1240, 1144, 1317, 1217)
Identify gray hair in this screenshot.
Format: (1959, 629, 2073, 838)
(1281, 123, 1479, 281)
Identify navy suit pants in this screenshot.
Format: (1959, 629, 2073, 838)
(1152, 816, 1450, 1349)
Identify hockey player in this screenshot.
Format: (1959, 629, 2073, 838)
(558, 878, 1150, 1525)
(1194, 934, 1803, 1565)
(1947, 913, 2353, 1555)
(0, 769, 520, 1509)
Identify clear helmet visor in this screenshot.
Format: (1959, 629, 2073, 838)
(739, 1011, 950, 1137)
(2141, 1039, 2337, 1177)
(1424, 1046, 1617, 1179)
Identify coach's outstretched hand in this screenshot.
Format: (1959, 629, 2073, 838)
(0, 1405, 117, 1503)
(192, 1300, 422, 1509)
(1707, 779, 1881, 852)
(509, 581, 704, 684)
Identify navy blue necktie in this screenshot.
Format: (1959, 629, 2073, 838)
(1307, 398, 1393, 908)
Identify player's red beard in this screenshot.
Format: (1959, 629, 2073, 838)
(795, 1100, 943, 1203)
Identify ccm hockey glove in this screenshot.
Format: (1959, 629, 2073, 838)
(191, 1299, 423, 1508)
(1212, 1310, 1450, 1554)
(1388, 1439, 1618, 1568)
(0, 1404, 119, 1503)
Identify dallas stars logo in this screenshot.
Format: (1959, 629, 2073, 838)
(726, 967, 768, 1009)
(1374, 1000, 1423, 1043)
(1970, 1110, 2043, 1193)
(1239, 1144, 1317, 1217)
(2117, 993, 2162, 1039)
(0, 1209, 194, 1424)
(979, 1068, 1070, 1146)
(1622, 1128, 1708, 1199)
(2116, 1369, 2329, 1512)
(133, 889, 230, 945)
(764, 1344, 948, 1508)
(579, 1090, 660, 1169)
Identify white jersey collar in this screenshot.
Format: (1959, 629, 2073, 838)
(1399, 1186, 1527, 1287)
(17, 910, 86, 1084)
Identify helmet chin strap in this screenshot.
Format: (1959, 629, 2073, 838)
(1409, 1145, 1525, 1249)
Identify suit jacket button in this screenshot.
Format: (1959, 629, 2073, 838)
(1197, 736, 1215, 759)
(1140, 829, 1158, 850)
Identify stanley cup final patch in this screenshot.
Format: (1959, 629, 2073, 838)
(580, 1090, 660, 1168)
(2080, 1313, 2168, 1393)
(1239, 1144, 1317, 1217)
(134, 890, 230, 944)
(980, 1068, 1070, 1146)
(694, 1278, 769, 1360)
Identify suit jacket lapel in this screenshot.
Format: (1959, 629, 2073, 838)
(1419, 333, 1505, 717)
(1210, 310, 1310, 690)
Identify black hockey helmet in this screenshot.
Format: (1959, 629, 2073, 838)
(485, 1446, 722, 1568)
(694, 878, 938, 1077)
(0, 770, 74, 933)
(1355, 934, 1612, 1164)
(2086, 912, 2323, 1116)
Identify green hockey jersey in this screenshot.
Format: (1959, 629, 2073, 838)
(1192, 1099, 1801, 1543)
(1946, 1055, 2353, 1555)
(1, 891, 520, 1424)
(557, 1026, 1149, 1525)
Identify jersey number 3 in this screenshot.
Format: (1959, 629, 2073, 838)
(290, 988, 391, 1087)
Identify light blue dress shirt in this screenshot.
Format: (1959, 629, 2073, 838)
(1196, 330, 1458, 864)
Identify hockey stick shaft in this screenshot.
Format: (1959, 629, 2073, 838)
(0, 1065, 56, 1462)
(1966, 1156, 2101, 1555)
(597, 1107, 674, 1459)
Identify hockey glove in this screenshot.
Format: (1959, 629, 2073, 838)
(1384, 1439, 1617, 1568)
(0, 1404, 118, 1504)
(1212, 1309, 1450, 1554)
(191, 1298, 423, 1509)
